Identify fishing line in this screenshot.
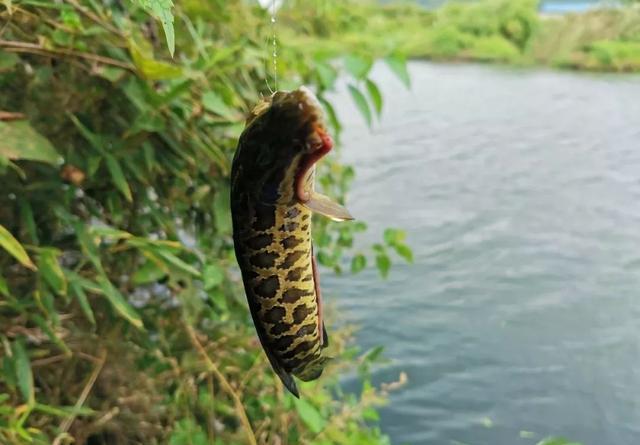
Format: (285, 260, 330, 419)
(264, 0, 278, 94)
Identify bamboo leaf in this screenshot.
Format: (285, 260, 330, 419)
(70, 282, 96, 325)
(0, 274, 8, 296)
(319, 95, 342, 135)
(38, 249, 67, 296)
(19, 201, 39, 244)
(139, 0, 175, 57)
(97, 276, 144, 329)
(74, 223, 104, 273)
(203, 263, 224, 290)
(105, 154, 133, 202)
(315, 62, 337, 89)
(13, 339, 34, 403)
(132, 260, 167, 285)
(31, 315, 71, 355)
(155, 249, 201, 277)
(0, 224, 36, 270)
(0, 120, 61, 165)
(129, 39, 181, 79)
(293, 397, 325, 434)
(202, 91, 239, 121)
(365, 78, 383, 117)
(67, 114, 103, 152)
(385, 54, 411, 88)
(347, 84, 372, 128)
(344, 54, 372, 79)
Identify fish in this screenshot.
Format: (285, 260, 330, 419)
(230, 86, 353, 397)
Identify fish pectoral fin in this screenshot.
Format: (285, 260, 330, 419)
(301, 192, 354, 221)
(322, 322, 329, 348)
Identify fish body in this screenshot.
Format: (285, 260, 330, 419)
(230, 87, 352, 397)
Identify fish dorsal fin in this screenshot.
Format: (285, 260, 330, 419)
(301, 192, 354, 222)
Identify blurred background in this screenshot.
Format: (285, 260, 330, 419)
(1, 0, 639, 444)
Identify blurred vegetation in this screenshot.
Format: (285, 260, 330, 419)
(0, 0, 414, 444)
(280, 0, 640, 72)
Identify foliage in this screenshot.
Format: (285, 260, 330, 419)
(286, 0, 640, 73)
(0, 0, 411, 444)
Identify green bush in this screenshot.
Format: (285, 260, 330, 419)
(468, 36, 521, 62)
(586, 40, 640, 70)
(0, 1, 411, 444)
(425, 25, 473, 58)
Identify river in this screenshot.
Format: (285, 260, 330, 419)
(324, 62, 640, 445)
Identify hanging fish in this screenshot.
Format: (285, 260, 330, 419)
(230, 86, 353, 397)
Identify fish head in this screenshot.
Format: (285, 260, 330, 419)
(238, 86, 333, 204)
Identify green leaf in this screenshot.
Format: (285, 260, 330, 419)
(203, 263, 224, 290)
(318, 96, 342, 135)
(0, 120, 61, 165)
(0, 224, 36, 270)
(90, 226, 133, 241)
(105, 154, 133, 202)
(97, 276, 143, 329)
(363, 345, 385, 362)
(537, 438, 583, 445)
(70, 282, 95, 325)
(75, 223, 104, 273)
(202, 91, 239, 121)
(315, 62, 337, 89)
(362, 407, 380, 421)
(293, 397, 326, 434)
(365, 78, 383, 117)
(67, 114, 103, 151)
(169, 418, 208, 445)
(38, 249, 67, 296)
(158, 6, 175, 57)
(383, 228, 406, 245)
(32, 314, 71, 355)
(375, 253, 391, 278)
(213, 186, 231, 235)
(347, 84, 372, 128)
(97, 66, 127, 83)
(19, 201, 39, 244)
(156, 249, 201, 277)
(351, 254, 366, 273)
(0, 274, 8, 296)
(0, 52, 19, 70)
(139, 0, 175, 57)
(132, 260, 166, 285)
(13, 339, 34, 403)
(317, 250, 334, 267)
(385, 54, 411, 88)
(129, 40, 182, 80)
(537, 437, 582, 445)
(393, 243, 414, 263)
(344, 54, 372, 79)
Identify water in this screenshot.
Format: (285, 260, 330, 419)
(406, 0, 604, 13)
(324, 62, 640, 445)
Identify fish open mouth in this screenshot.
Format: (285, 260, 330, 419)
(293, 87, 333, 203)
(295, 125, 333, 203)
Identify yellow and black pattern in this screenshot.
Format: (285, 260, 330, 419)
(230, 88, 332, 397)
